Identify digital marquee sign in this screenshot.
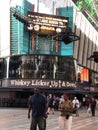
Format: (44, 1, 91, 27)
(27, 11, 69, 34)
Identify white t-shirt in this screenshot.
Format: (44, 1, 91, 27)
(72, 99, 80, 108)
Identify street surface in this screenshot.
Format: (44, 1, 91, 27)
(0, 108, 98, 130)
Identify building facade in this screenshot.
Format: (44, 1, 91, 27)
(0, 0, 98, 107)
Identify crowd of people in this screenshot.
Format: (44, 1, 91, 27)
(28, 87, 98, 130)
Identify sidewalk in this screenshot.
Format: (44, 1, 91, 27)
(0, 107, 98, 130)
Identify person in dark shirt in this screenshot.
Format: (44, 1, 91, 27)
(47, 93, 55, 114)
(28, 87, 48, 130)
(90, 97, 96, 116)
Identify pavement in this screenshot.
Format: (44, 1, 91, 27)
(0, 107, 98, 130)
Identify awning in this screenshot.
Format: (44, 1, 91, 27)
(65, 89, 90, 94)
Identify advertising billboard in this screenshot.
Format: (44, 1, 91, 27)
(27, 11, 69, 34)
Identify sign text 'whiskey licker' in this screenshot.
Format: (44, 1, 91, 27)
(2, 79, 76, 88)
(27, 11, 68, 34)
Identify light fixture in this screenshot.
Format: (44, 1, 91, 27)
(56, 28, 62, 33)
(53, 27, 80, 44)
(88, 51, 98, 63)
(34, 25, 40, 31)
(27, 24, 33, 30)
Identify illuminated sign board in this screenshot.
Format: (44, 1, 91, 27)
(2, 79, 76, 88)
(27, 11, 69, 34)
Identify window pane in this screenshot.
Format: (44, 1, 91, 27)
(3, 55, 76, 81)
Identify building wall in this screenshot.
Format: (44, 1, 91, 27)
(0, 0, 98, 105)
(58, 7, 74, 56)
(10, 0, 33, 54)
(40, 0, 98, 72)
(0, 91, 13, 98)
(73, 9, 98, 72)
(0, 0, 98, 72)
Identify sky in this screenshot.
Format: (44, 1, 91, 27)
(0, 0, 10, 56)
(27, 0, 51, 13)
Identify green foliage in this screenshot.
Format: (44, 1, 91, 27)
(75, 0, 97, 27)
(85, 0, 92, 4)
(76, 1, 83, 10)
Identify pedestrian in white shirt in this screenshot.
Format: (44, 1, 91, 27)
(72, 97, 80, 116)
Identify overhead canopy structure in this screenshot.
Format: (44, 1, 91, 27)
(72, 0, 98, 31)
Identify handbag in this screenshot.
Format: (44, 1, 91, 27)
(87, 107, 91, 113)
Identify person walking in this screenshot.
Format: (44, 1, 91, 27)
(86, 97, 91, 115)
(58, 93, 73, 130)
(28, 87, 48, 130)
(47, 93, 55, 114)
(72, 97, 80, 116)
(90, 97, 96, 116)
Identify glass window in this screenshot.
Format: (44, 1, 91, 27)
(3, 55, 76, 81)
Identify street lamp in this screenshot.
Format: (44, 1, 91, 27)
(88, 51, 98, 63)
(53, 27, 80, 44)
